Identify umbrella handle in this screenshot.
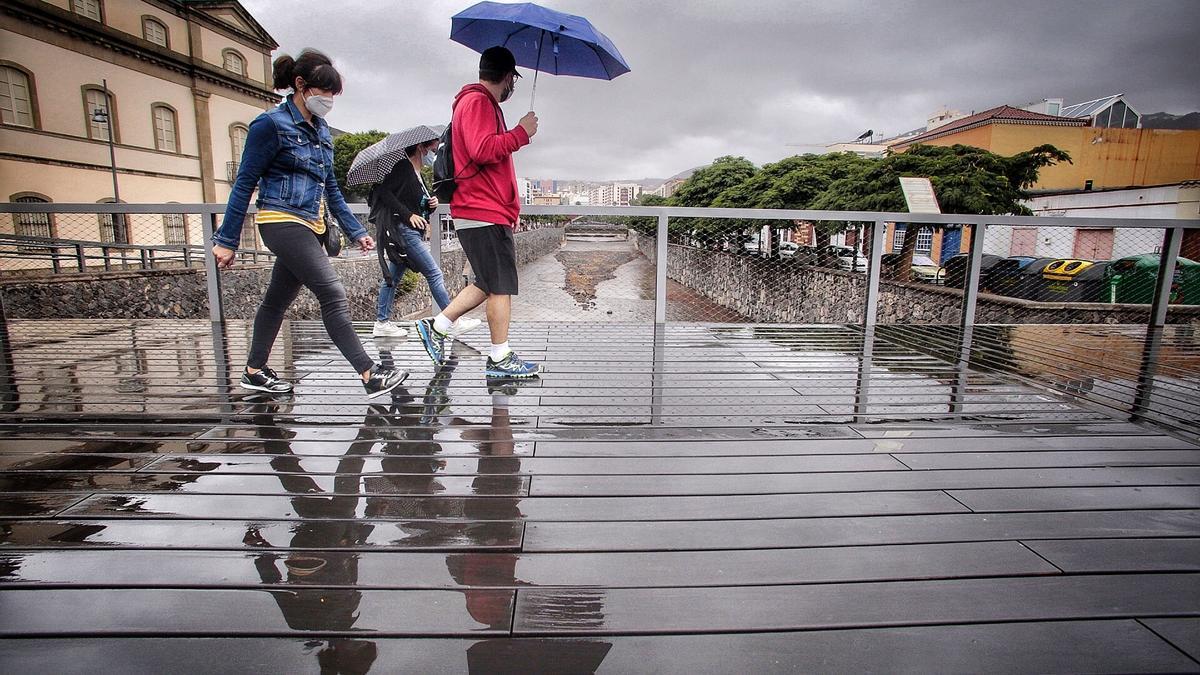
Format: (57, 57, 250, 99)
(529, 69, 538, 111)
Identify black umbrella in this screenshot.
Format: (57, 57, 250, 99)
(347, 125, 440, 186)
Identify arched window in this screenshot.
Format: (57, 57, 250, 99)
(228, 123, 248, 180)
(70, 0, 103, 22)
(10, 193, 55, 242)
(82, 86, 116, 142)
(0, 64, 37, 128)
(163, 204, 187, 245)
(151, 103, 178, 152)
(97, 198, 128, 244)
(222, 49, 246, 76)
(142, 16, 169, 48)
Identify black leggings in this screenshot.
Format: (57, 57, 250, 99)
(246, 222, 374, 374)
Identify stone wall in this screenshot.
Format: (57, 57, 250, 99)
(633, 232, 1200, 325)
(0, 228, 563, 320)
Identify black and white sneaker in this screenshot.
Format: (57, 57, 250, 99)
(240, 366, 293, 394)
(363, 365, 409, 399)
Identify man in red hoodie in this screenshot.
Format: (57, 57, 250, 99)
(416, 46, 541, 379)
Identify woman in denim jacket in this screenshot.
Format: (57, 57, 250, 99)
(212, 49, 406, 399)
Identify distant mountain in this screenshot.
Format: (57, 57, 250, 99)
(1141, 112, 1200, 129)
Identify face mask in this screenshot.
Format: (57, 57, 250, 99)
(499, 77, 515, 103)
(422, 150, 436, 167)
(303, 93, 335, 117)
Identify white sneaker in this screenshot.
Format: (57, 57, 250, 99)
(448, 317, 483, 336)
(373, 321, 408, 338)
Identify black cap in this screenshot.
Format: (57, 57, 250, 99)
(480, 46, 519, 77)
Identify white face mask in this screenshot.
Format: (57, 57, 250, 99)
(422, 150, 436, 167)
(303, 94, 335, 117)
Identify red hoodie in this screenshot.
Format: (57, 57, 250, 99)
(449, 84, 531, 227)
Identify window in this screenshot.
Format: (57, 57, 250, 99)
(1046, 102, 1061, 116)
(98, 200, 128, 244)
(151, 104, 177, 152)
(84, 87, 114, 141)
(915, 227, 933, 252)
(222, 49, 246, 76)
(0, 65, 35, 128)
(228, 124, 248, 179)
(71, 0, 103, 22)
(163, 213, 187, 245)
(12, 195, 54, 248)
(142, 17, 168, 48)
(891, 224, 906, 253)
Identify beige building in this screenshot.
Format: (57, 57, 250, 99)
(0, 0, 278, 249)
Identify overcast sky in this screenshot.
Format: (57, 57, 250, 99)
(241, 0, 1199, 181)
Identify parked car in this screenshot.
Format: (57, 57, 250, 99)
(817, 245, 868, 273)
(881, 253, 947, 283)
(778, 241, 818, 263)
(909, 255, 946, 284)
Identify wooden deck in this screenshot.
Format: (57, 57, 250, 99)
(0, 320, 1198, 673)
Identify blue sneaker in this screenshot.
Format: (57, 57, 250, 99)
(415, 318, 448, 365)
(485, 351, 541, 379)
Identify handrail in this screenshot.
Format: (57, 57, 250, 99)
(2, 202, 1197, 230)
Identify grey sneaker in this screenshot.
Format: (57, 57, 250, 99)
(240, 366, 293, 394)
(416, 317, 448, 365)
(485, 351, 541, 379)
(363, 365, 408, 399)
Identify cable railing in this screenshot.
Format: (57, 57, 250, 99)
(0, 201, 1196, 328)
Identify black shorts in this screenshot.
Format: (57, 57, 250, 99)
(457, 225, 518, 295)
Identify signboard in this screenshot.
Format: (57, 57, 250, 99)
(899, 177, 941, 214)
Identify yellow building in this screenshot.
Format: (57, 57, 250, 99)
(0, 0, 278, 248)
(889, 104, 1200, 192)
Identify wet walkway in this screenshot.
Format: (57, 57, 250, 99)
(508, 235, 745, 322)
(0, 320, 1198, 673)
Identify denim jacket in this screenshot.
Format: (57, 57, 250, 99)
(213, 95, 366, 250)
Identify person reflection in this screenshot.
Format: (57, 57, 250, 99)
(241, 395, 378, 674)
(458, 380, 613, 672)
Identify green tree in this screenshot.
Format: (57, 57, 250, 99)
(333, 130, 387, 202)
(628, 193, 668, 235)
(669, 155, 757, 245)
(713, 152, 876, 250)
(811, 143, 1070, 276)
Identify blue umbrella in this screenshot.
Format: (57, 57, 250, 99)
(450, 2, 630, 107)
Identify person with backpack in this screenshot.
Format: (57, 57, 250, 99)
(367, 134, 482, 339)
(211, 49, 407, 399)
(417, 46, 540, 379)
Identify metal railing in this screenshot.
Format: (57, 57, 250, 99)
(1, 201, 1197, 327)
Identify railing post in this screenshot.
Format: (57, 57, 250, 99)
(863, 219, 885, 327)
(75, 244, 85, 272)
(1149, 227, 1182, 329)
(960, 221, 987, 329)
(654, 213, 668, 325)
(51, 246, 62, 274)
(201, 211, 225, 322)
(430, 207, 444, 269)
(183, 246, 192, 269)
(102, 246, 111, 271)
(141, 249, 150, 269)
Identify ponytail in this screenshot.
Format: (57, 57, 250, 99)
(270, 49, 343, 94)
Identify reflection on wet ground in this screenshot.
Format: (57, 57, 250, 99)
(0, 319, 1197, 672)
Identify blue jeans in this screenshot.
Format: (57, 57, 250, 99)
(376, 225, 452, 322)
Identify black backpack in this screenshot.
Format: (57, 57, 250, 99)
(431, 98, 505, 202)
(431, 123, 458, 202)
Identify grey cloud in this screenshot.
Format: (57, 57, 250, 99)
(242, 0, 1199, 180)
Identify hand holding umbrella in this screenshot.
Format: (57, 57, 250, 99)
(451, 1, 631, 110)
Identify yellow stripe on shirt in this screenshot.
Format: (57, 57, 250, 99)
(255, 201, 326, 235)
